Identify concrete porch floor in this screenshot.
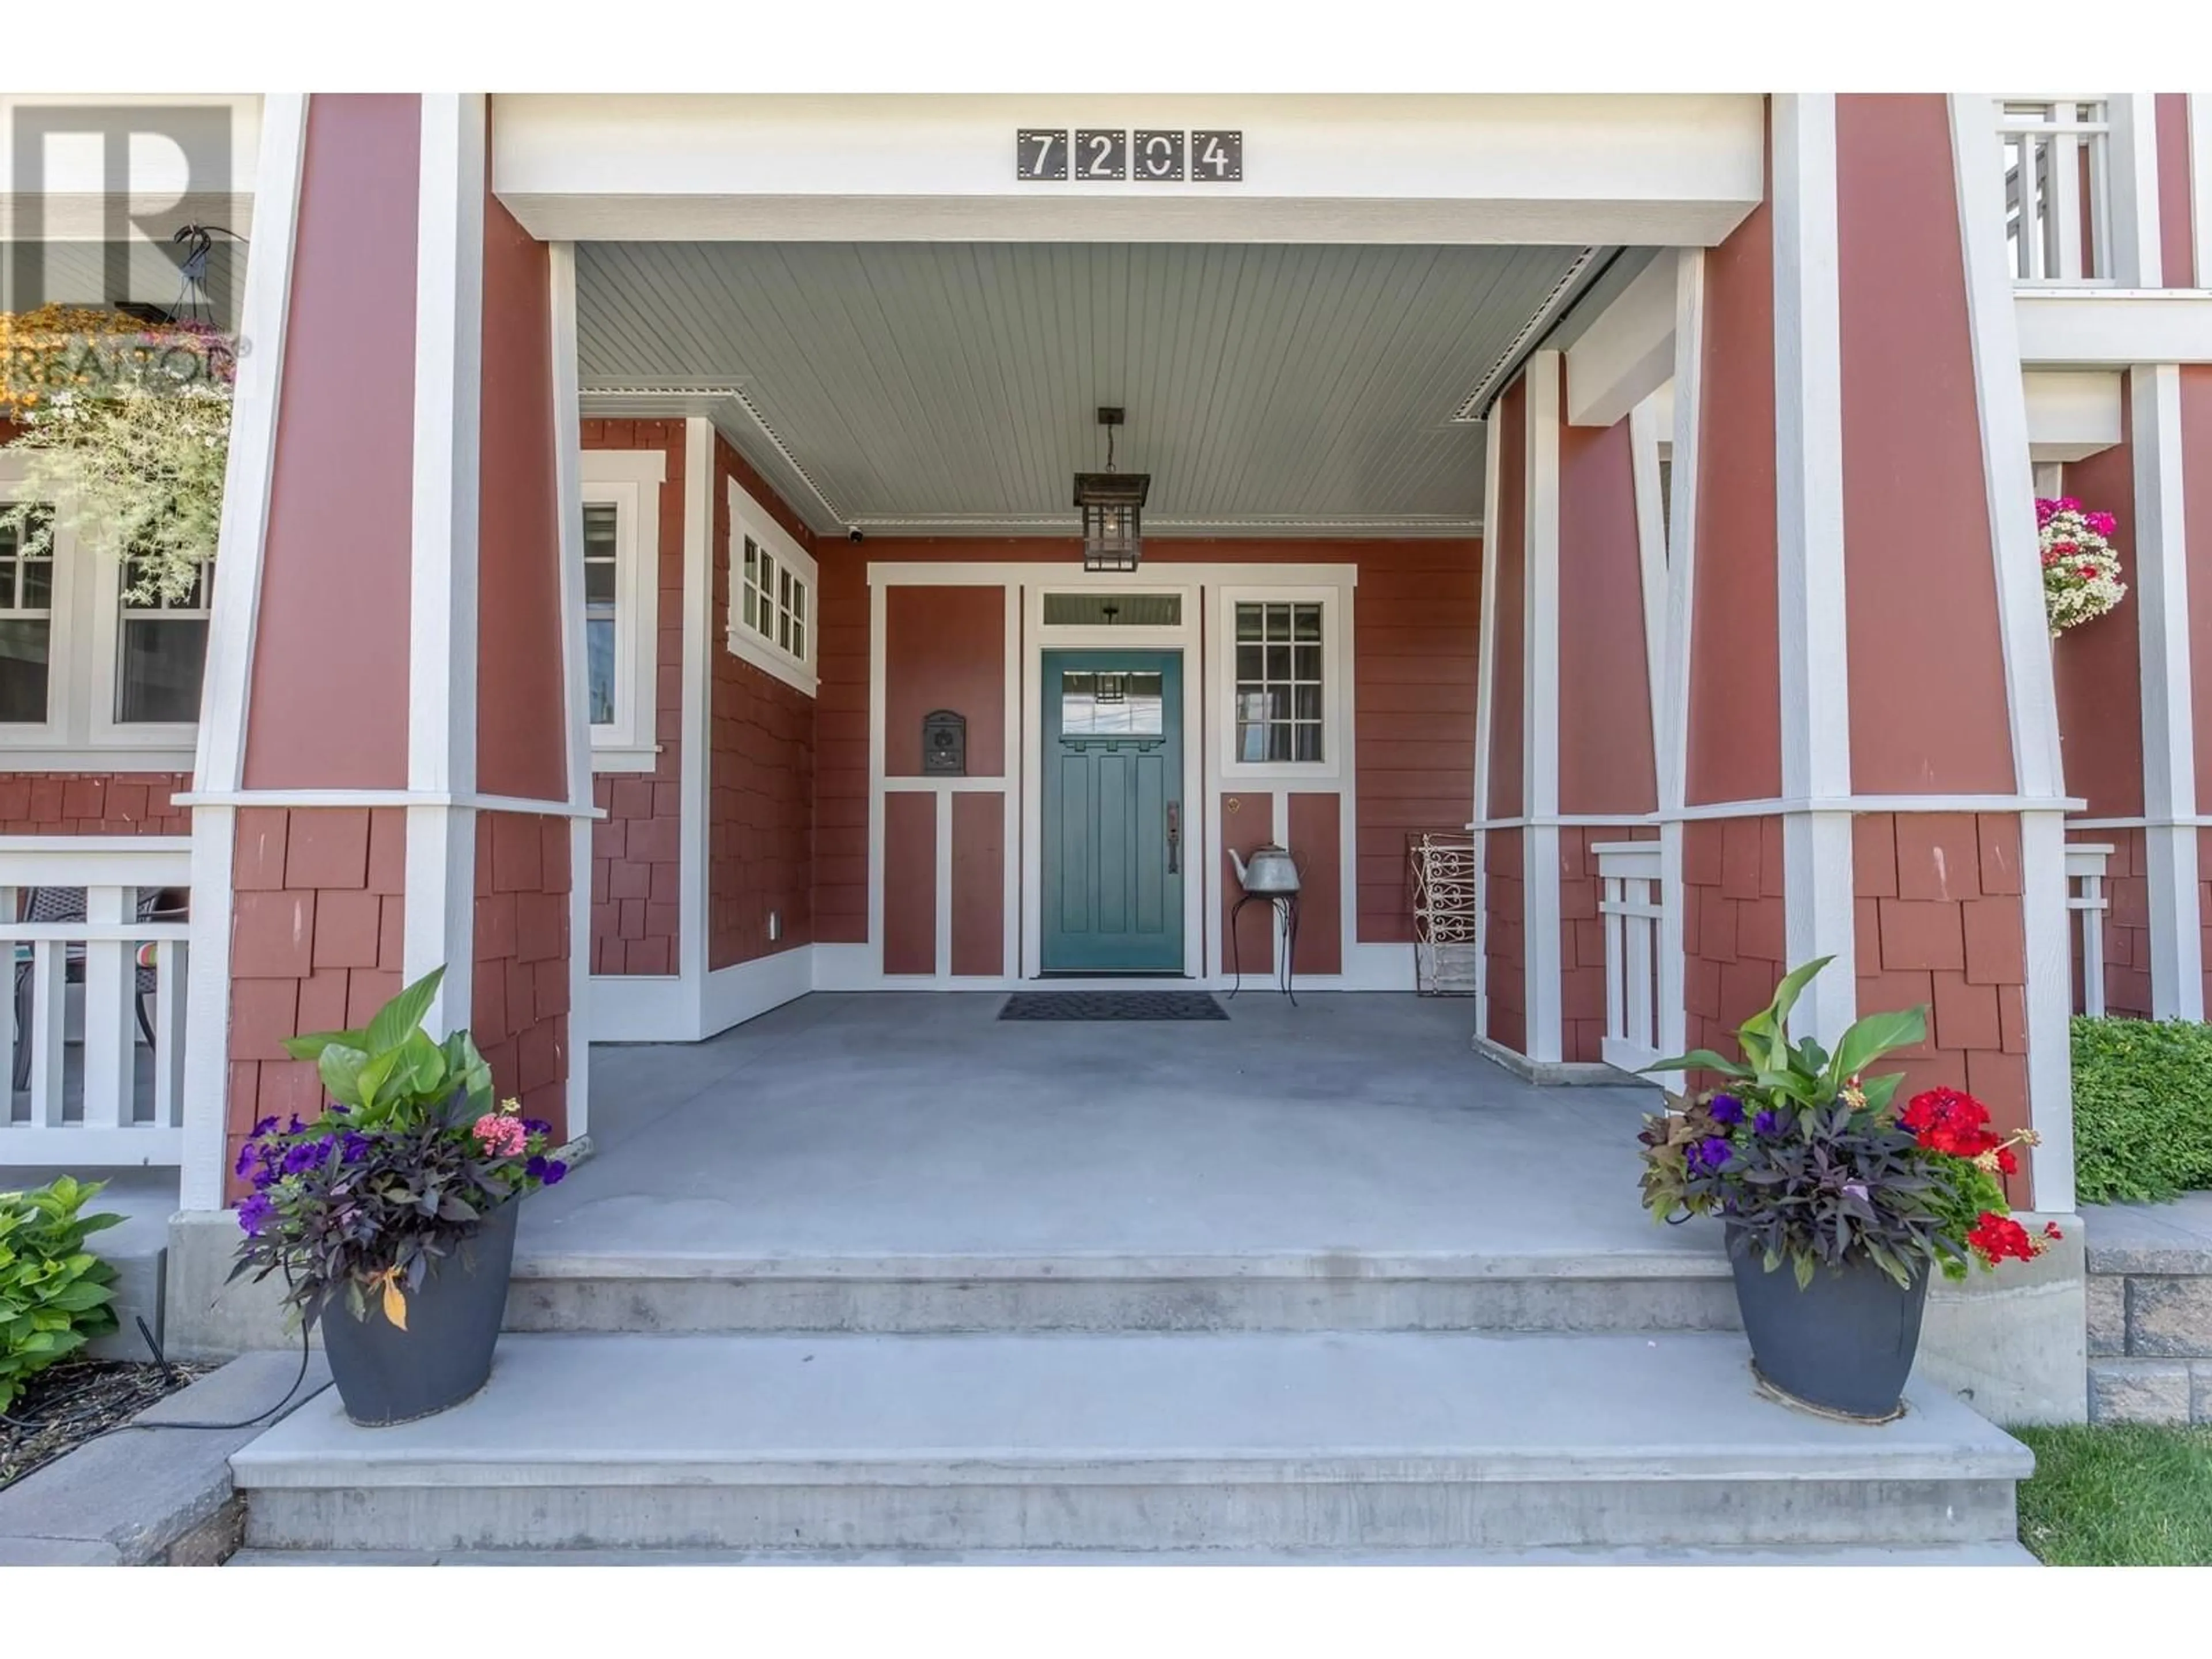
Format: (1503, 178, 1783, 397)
(527, 992, 1715, 1267)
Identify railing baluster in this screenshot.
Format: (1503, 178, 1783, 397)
(82, 884, 134, 1130)
(28, 939, 66, 1124)
(155, 938, 188, 1128)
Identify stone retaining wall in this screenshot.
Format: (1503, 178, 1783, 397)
(2084, 1193, 2212, 1423)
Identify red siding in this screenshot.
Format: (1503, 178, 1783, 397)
(1838, 94, 2014, 796)
(1854, 810, 2031, 1202)
(244, 95, 417, 792)
(710, 435, 816, 971)
(2157, 93, 2196, 290)
(1555, 414, 1656, 816)
(585, 420, 686, 976)
(885, 586, 1005, 778)
(224, 806, 408, 1200)
(882, 791, 935, 974)
(1221, 792, 1275, 979)
(1484, 827, 1524, 1052)
(1287, 792, 1343, 975)
(474, 188, 566, 805)
(2055, 411, 2146, 816)
(1681, 816, 1787, 1065)
(0, 772, 190, 834)
(1687, 107, 1782, 807)
(949, 791, 1005, 976)
(471, 810, 571, 1139)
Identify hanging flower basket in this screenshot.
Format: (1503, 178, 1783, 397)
(0, 305, 235, 606)
(2037, 495, 2126, 637)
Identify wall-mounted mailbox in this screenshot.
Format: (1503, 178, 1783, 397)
(922, 709, 967, 775)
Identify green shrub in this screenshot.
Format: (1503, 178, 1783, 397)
(0, 1176, 123, 1413)
(2072, 1016, 2212, 1205)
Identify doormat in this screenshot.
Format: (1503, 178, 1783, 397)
(998, 991, 1228, 1022)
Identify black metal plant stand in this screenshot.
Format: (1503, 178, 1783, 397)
(1226, 891, 1299, 1005)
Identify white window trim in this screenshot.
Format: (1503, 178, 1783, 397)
(0, 462, 202, 771)
(726, 477, 818, 698)
(1215, 583, 1349, 783)
(579, 448, 666, 773)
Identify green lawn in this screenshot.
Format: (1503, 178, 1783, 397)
(2013, 1424, 2212, 1565)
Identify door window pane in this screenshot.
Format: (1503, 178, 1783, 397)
(1062, 668, 1164, 735)
(1233, 601, 1324, 763)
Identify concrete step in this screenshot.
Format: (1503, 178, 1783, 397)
(231, 1330, 2031, 1555)
(226, 1542, 2042, 1566)
(503, 1247, 1741, 1335)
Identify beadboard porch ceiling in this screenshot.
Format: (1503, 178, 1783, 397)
(573, 241, 1597, 540)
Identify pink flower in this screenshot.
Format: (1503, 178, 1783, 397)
(2057, 497, 2081, 513)
(471, 1113, 527, 1157)
(2086, 511, 2116, 536)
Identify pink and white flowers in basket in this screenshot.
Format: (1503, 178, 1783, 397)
(2037, 497, 2126, 635)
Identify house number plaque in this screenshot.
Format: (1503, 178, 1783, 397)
(1016, 129, 1242, 183)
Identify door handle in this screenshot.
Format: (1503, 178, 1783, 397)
(1166, 800, 1180, 875)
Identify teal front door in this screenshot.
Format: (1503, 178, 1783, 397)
(1041, 650, 1185, 974)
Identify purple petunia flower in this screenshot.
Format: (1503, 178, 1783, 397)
(525, 1155, 548, 1181)
(1753, 1108, 1781, 1137)
(1707, 1094, 1744, 1126)
(237, 1192, 274, 1237)
(1692, 1136, 1733, 1172)
(340, 1131, 370, 1164)
(522, 1119, 552, 1137)
(234, 1142, 260, 1177)
(279, 1139, 325, 1176)
(542, 1159, 568, 1187)
(252, 1115, 279, 1137)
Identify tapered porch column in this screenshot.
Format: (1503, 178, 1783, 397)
(178, 93, 590, 1223)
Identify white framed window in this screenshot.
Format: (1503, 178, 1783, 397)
(1215, 584, 1347, 782)
(726, 479, 817, 697)
(578, 448, 666, 772)
(0, 461, 209, 768)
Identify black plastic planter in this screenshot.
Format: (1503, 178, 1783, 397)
(1727, 1226, 1929, 1422)
(319, 1201, 520, 1427)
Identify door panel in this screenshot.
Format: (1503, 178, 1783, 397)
(1042, 650, 1184, 973)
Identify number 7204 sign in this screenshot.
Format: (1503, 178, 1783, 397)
(1016, 129, 1243, 183)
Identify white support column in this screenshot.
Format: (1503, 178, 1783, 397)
(402, 93, 487, 1031)
(1771, 94, 1857, 1047)
(181, 94, 306, 1212)
(1470, 406, 1505, 1041)
(2131, 363, 2206, 1020)
(2108, 93, 2167, 290)
(1654, 247, 1706, 1064)
(1952, 95, 2078, 1215)
(549, 239, 594, 1134)
(1521, 350, 1565, 1064)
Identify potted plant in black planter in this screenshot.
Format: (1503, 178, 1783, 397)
(228, 967, 569, 1426)
(1638, 957, 2059, 1422)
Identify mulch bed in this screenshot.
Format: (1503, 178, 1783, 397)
(1, 1359, 213, 1491)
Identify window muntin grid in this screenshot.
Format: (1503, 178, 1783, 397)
(1233, 600, 1324, 764)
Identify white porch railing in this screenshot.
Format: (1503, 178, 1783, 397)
(2066, 840, 2113, 1018)
(1594, 839, 1664, 1073)
(1998, 99, 2112, 286)
(0, 838, 192, 1169)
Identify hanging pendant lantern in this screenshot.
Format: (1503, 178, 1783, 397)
(1074, 406, 1150, 571)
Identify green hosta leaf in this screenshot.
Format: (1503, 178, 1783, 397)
(364, 966, 445, 1059)
(1824, 1006, 1929, 1093)
(316, 1042, 372, 1111)
(281, 1025, 368, 1063)
(1642, 1050, 1752, 1079)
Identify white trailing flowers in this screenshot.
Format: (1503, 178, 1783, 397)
(1, 308, 234, 606)
(2037, 496, 2126, 637)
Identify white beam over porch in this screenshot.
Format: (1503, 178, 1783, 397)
(491, 94, 1765, 247)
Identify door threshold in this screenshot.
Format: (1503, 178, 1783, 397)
(1034, 971, 1191, 980)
